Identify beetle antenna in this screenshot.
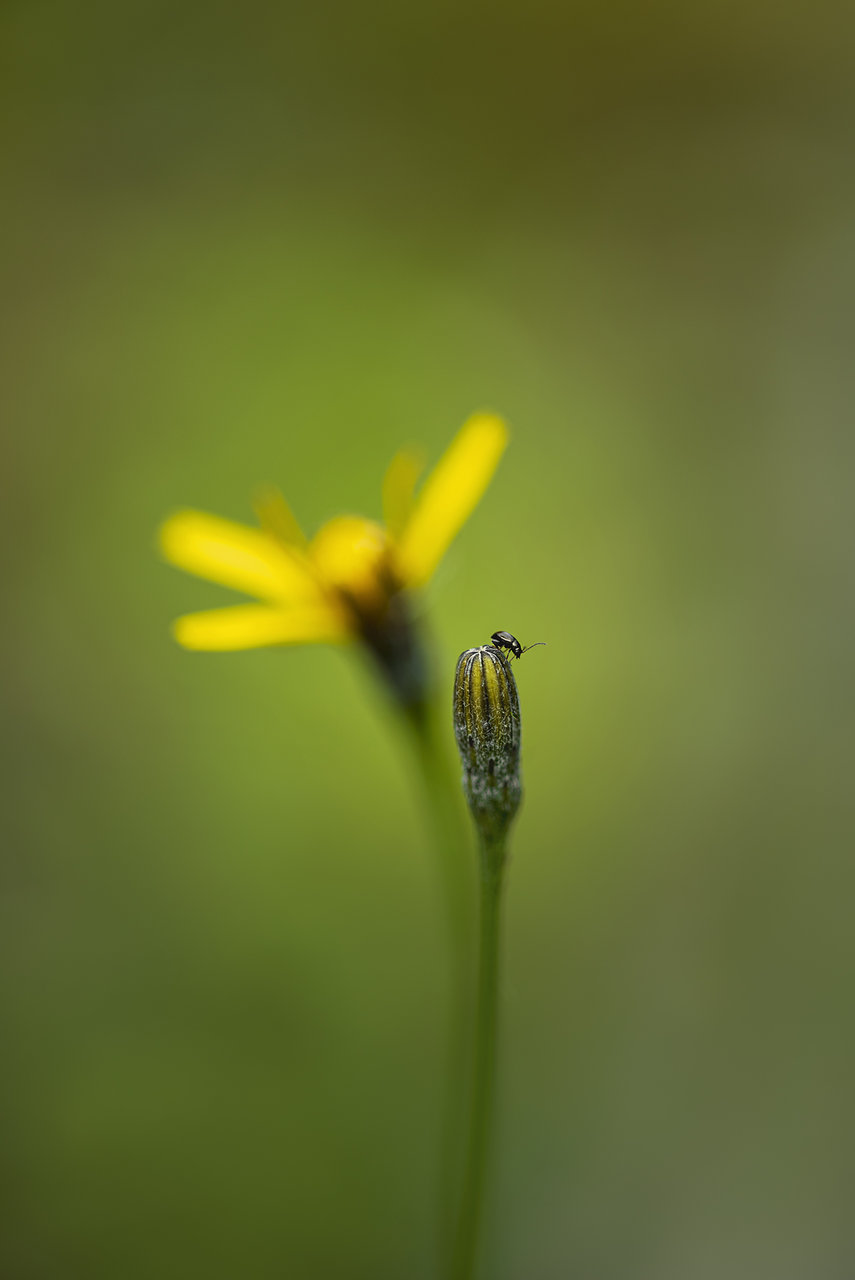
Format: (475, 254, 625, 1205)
(520, 642, 546, 656)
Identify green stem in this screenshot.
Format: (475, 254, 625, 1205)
(407, 704, 472, 965)
(453, 842, 505, 1280)
(402, 704, 476, 1270)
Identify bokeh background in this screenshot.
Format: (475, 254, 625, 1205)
(3, 2, 853, 1277)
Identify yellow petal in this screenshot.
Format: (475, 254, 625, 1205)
(172, 603, 349, 651)
(382, 448, 425, 541)
(396, 412, 509, 586)
(159, 509, 323, 605)
(253, 486, 309, 550)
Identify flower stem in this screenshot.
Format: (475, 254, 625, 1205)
(407, 702, 473, 963)
(452, 838, 506, 1280)
(399, 702, 475, 1268)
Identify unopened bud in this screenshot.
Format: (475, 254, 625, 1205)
(453, 645, 522, 865)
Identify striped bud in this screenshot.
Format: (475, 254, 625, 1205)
(453, 645, 522, 863)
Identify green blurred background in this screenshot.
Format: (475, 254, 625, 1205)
(3, 1, 853, 1276)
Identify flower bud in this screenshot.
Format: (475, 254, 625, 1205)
(453, 645, 522, 864)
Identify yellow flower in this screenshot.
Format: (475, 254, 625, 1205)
(159, 413, 508, 695)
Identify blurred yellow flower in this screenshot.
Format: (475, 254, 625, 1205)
(159, 412, 508, 663)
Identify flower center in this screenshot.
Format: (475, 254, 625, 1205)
(310, 516, 399, 617)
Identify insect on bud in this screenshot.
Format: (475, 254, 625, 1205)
(453, 645, 522, 867)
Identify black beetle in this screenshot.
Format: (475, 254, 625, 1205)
(490, 631, 546, 660)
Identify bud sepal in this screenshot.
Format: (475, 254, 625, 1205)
(453, 644, 522, 866)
